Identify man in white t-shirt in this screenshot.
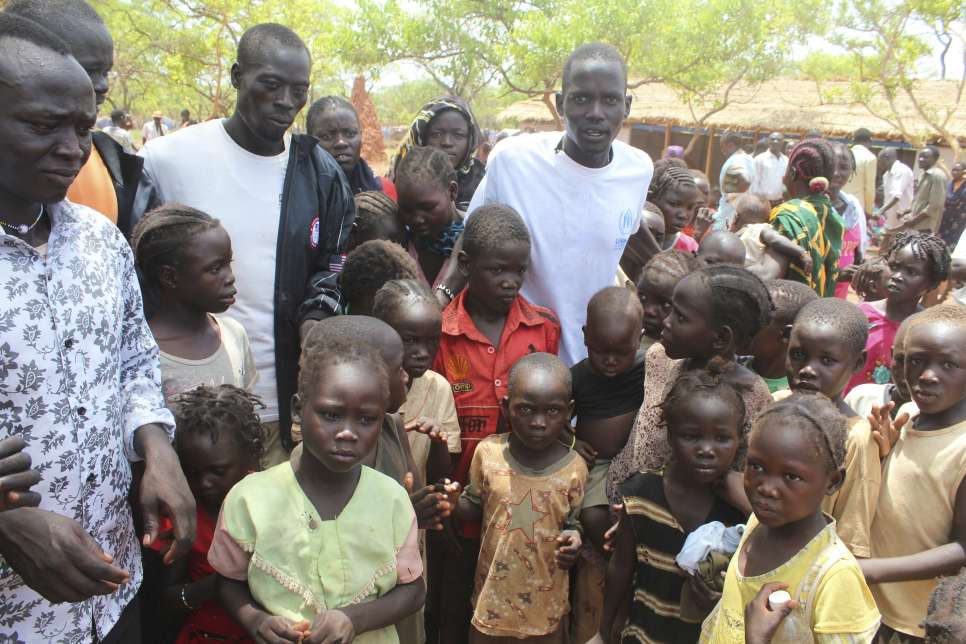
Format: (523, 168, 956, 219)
(951, 228, 966, 307)
(752, 132, 788, 202)
(878, 147, 914, 230)
(137, 24, 354, 462)
(436, 44, 653, 366)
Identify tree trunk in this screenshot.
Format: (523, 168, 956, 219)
(351, 75, 387, 168)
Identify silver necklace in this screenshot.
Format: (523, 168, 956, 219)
(1, 205, 45, 235)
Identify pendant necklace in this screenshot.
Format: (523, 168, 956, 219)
(1, 205, 45, 235)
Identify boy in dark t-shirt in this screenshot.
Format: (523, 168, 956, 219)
(570, 287, 646, 641)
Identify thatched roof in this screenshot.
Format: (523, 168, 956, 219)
(499, 79, 966, 144)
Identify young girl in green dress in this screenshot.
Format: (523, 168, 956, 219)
(208, 334, 425, 643)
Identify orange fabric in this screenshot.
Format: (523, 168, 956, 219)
(433, 291, 561, 511)
(67, 147, 118, 223)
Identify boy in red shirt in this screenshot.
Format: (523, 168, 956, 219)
(432, 203, 560, 643)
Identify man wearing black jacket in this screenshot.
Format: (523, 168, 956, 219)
(4, 0, 144, 235)
(136, 23, 354, 463)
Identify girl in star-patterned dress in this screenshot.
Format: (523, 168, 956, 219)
(454, 353, 587, 643)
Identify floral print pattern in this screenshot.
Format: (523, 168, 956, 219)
(0, 201, 174, 642)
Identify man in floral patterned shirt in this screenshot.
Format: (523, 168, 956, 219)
(0, 15, 194, 643)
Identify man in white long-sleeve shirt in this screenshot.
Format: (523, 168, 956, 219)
(878, 147, 914, 231)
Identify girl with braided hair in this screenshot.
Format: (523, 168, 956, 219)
(844, 231, 951, 395)
(349, 190, 406, 251)
(760, 138, 846, 296)
(649, 159, 703, 252)
(131, 205, 258, 406)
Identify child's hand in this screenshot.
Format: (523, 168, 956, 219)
(694, 207, 715, 240)
(838, 264, 859, 283)
(555, 529, 582, 569)
(869, 402, 908, 459)
(798, 249, 813, 274)
(405, 417, 448, 444)
(404, 473, 460, 531)
(0, 436, 41, 512)
(306, 609, 355, 643)
(253, 616, 309, 643)
(602, 504, 623, 553)
(572, 439, 597, 467)
(744, 582, 797, 644)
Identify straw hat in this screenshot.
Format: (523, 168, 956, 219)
(152, 111, 164, 119)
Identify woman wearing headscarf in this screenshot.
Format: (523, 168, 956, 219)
(391, 96, 486, 210)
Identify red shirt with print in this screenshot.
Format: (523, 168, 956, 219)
(433, 290, 560, 536)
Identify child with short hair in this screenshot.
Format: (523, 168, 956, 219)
(350, 191, 406, 251)
(609, 265, 774, 499)
(844, 232, 951, 395)
(395, 146, 464, 287)
(131, 204, 257, 404)
(700, 393, 882, 642)
(433, 203, 560, 644)
(340, 239, 420, 315)
(746, 279, 818, 393)
(593, 360, 749, 644)
(569, 287, 646, 643)
(155, 385, 263, 644)
(209, 336, 425, 644)
(860, 304, 966, 642)
(730, 192, 813, 275)
(636, 249, 703, 353)
(453, 353, 585, 643)
(373, 279, 461, 485)
(698, 230, 747, 266)
(783, 298, 881, 558)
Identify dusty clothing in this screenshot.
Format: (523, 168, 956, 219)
(870, 411, 966, 638)
(399, 369, 461, 477)
(462, 434, 587, 639)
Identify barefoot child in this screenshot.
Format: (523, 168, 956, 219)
(395, 146, 464, 287)
(433, 204, 560, 644)
(156, 385, 263, 644)
(594, 361, 749, 644)
(454, 353, 586, 643)
(636, 249, 703, 353)
(131, 205, 256, 404)
(845, 232, 950, 395)
(784, 298, 880, 558)
(861, 304, 966, 642)
(700, 393, 881, 642)
(745, 279, 817, 393)
(609, 265, 774, 499)
(208, 336, 425, 644)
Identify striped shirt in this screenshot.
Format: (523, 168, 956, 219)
(621, 471, 745, 643)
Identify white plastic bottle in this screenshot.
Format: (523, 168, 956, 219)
(767, 590, 811, 643)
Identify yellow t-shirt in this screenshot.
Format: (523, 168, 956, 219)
(770, 391, 881, 558)
(700, 515, 880, 643)
(66, 147, 118, 223)
(870, 411, 966, 637)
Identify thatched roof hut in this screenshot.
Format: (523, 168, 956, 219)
(499, 78, 964, 181)
(500, 78, 966, 144)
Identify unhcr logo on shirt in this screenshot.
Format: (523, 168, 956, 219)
(614, 208, 637, 250)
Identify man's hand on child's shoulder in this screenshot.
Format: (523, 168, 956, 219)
(555, 530, 582, 569)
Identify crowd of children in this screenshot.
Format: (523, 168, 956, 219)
(6, 6, 966, 642)
(117, 130, 966, 644)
